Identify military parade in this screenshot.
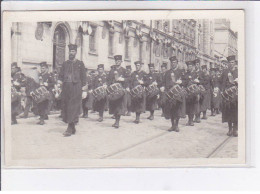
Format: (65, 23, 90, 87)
(11, 43, 238, 138)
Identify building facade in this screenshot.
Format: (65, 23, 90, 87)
(214, 19, 238, 62)
(11, 19, 237, 75)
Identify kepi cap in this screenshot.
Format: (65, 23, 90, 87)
(68, 44, 78, 51)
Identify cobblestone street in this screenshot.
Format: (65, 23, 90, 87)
(10, 110, 238, 160)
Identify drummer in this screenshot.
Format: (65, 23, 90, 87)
(107, 55, 128, 128)
(221, 55, 238, 137)
(182, 60, 200, 126)
(39, 62, 55, 120)
(161, 56, 185, 132)
(144, 63, 161, 121)
(92, 64, 107, 122)
(125, 65, 132, 116)
(129, 61, 147, 124)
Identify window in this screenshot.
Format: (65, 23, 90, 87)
(139, 41, 143, 61)
(108, 32, 114, 57)
(125, 37, 130, 60)
(155, 44, 160, 57)
(89, 26, 97, 53)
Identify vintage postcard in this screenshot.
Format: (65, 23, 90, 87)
(2, 10, 246, 168)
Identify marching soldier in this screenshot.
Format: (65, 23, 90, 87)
(221, 55, 238, 137)
(210, 67, 221, 116)
(144, 63, 161, 120)
(92, 64, 107, 122)
(161, 56, 185, 132)
(198, 64, 211, 120)
(183, 60, 200, 126)
(107, 55, 128, 128)
(193, 59, 202, 123)
(159, 62, 168, 117)
(38, 62, 55, 121)
(125, 65, 132, 116)
(82, 68, 94, 118)
(11, 62, 23, 124)
(129, 61, 146, 124)
(58, 44, 87, 137)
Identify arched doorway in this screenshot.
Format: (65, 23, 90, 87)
(53, 24, 69, 72)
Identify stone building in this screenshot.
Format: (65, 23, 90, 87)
(195, 19, 216, 68)
(214, 19, 238, 62)
(11, 19, 237, 75)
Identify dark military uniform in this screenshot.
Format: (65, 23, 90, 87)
(144, 68, 161, 120)
(82, 72, 94, 118)
(11, 69, 24, 124)
(107, 55, 127, 128)
(39, 70, 55, 119)
(124, 66, 132, 116)
(198, 67, 211, 120)
(129, 69, 146, 123)
(92, 70, 107, 122)
(58, 59, 87, 124)
(158, 68, 167, 117)
(210, 68, 221, 115)
(162, 67, 185, 132)
(183, 65, 199, 126)
(221, 66, 238, 135)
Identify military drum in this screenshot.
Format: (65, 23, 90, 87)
(93, 86, 107, 101)
(106, 83, 125, 101)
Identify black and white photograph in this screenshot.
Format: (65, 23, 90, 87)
(2, 10, 245, 167)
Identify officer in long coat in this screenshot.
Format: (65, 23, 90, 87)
(198, 64, 211, 120)
(183, 60, 200, 126)
(144, 63, 161, 120)
(92, 64, 107, 122)
(107, 55, 128, 128)
(161, 56, 185, 132)
(58, 44, 87, 137)
(221, 55, 238, 137)
(129, 61, 146, 124)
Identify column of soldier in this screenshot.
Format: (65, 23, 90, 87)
(11, 44, 238, 137)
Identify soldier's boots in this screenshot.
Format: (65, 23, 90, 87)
(98, 117, 103, 122)
(233, 130, 238, 137)
(126, 111, 131, 116)
(11, 120, 17, 125)
(21, 115, 28, 119)
(11, 116, 18, 125)
(233, 123, 238, 137)
(201, 112, 207, 120)
(112, 115, 120, 128)
(211, 109, 216, 116)
(37, 119, 45, 125)
(168, 118, 176, 132)
(134, 113, 140, 124)
(98, 112, 103, 122)
(227, 129, 233, 136)
(194, 115, 201, 123)
(63, 123, 73, 137)
(71, 124, 76, 135)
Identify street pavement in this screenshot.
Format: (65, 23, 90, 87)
(11, 110, 238, 160)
